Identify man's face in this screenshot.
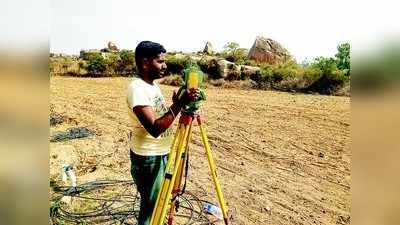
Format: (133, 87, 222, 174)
(147, 53, 167, 80)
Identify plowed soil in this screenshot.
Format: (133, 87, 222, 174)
(50, 76, 350, 225)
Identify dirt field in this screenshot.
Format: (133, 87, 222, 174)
(50, 76, 350, 225)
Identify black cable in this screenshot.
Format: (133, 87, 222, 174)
(50, 179, 221, 225)
(182, 149, 190, 195)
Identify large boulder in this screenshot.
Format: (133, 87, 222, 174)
(217, 59, 241, 80)
(248, 36, 291, 64)
(203, 41, 215, 55)
(107, 41, 119, 52)
(240, 65, 261, 79)
(199, 58, 260, 80)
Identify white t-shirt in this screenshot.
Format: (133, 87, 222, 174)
(126, 77, 173, 156)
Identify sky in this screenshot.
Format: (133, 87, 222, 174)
(47, 0, 393, 62)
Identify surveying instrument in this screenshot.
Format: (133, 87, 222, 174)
(150, 64, 230, 225)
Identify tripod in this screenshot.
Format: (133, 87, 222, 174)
(150, 111, 230, 225)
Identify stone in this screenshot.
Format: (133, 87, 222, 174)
(107, 41, 119, 52)
(217, 59, 241, 80)
(50, 112, 64, 126)
(248, 36, 291, 64)
(240, 65, 261, 79)
(203, 41, 215, 55)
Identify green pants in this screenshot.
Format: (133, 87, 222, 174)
(130, 150, 168, 225)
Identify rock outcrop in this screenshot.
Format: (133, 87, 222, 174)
(203, 41, 215, 55)
(241, 65, 261, 79)
(217, 59, 242, 80)
(248, 36, 291, 64)
(107, 41, 119, 52)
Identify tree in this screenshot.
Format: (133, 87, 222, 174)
(335, 43, 350, 75)
(222, 42, 248, 63)
(87, 53, 106, 75)
(104, 53, 121, 75)
(223, 42, 240, 55)
(119, 50, 135, 75)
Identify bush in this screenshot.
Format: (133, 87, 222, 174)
(221, 42, 249, 64)
(198, 58, 221, 79)
(104, 53, 121, 76)
(49, 57, 82, 76)
(271, 60, 299, 82)
(305, 57, 348, 94)
(165, 54, 191, 74)
(335, 43, 350, 75)
(87, 52, 106, 75)
(250, 64, 273, 89)
(298, 66, 323, 88)
(251, 61, 301, 90)
(119, 50, 135, 75)
(236, 59, 257, 66)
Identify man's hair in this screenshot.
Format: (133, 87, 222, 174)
(135, 41, 166, 72)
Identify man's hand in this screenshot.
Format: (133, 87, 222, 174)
(173, 87, 201, 107)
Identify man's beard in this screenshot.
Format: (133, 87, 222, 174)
(150, 69, 166, 79)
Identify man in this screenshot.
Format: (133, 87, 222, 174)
(126, 41, 195, 225)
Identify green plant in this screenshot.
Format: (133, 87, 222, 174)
(305, 56, 348, 94)
(78, 219, 88, 225)
(104, 53, 121, 76)
(119, 49, 136, 75)
(222, 42, 248, 63)
(335, 43, 350, 75)
(50, 201, 62, 217)
(165, 54, 191, 74)
(250, 64, 273, 89)
(271, 60, 299, 81)
(87, 52, 106, 75)
(236, 58, 257, 66)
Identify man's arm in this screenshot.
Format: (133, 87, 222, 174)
(132, 88, 200, 138)
(133, 103, 181, 138)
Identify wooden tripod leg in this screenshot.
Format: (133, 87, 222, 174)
(197, 117, 230, 225)
(150, 119, 193, 225)
(168, 123, 193, 225)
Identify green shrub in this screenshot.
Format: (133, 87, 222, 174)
(77, 60, 88, 76)
(165, 54, 191, 74)
(236, 58, 257, 66)
(250, 64, 273, 89)
(271, 60, 299, 82)
(119, 50, 135, 75)
(104, 53, 121, 76)
(299, 66, 323, 87)
(251, 61, 299, 90)
(221, 42, 250, 64)
(87, 52, 106, 76)
(306, 57, 348, 94)
(335, 43, 350, 75)
(196, 57, 221, 79)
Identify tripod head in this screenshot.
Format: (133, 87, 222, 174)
(179, 62, 206, 114)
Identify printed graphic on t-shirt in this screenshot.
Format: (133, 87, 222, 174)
(154, 95, 167, 116)
(154, 95, 173, 138)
